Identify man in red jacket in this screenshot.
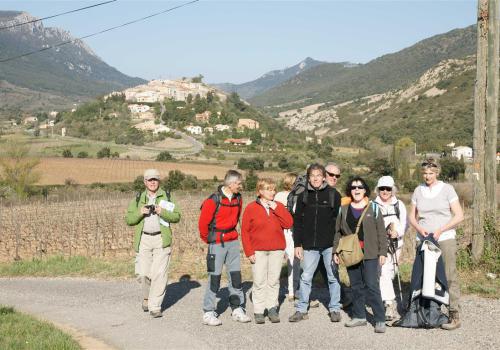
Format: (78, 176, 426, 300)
(199, 170, 251, 326)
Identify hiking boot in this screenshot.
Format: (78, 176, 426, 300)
(142, 299, 149, 312)
(441, 311, 461, 330)
(309, 299, 320, 308)
(374, 322, 386, 333)
(268, 307, 280, 323)
(150, 310, 162, 318)
(344, 318, 367, 327)
(254, 313, 265, 324)
(384, 301, 398, 321)
(231, 307, 251, 323)
(203, 311, 222, 326)
(329, 311, 342, 322)
(287, 294, 295, 302)
(289, 311, 308, 322)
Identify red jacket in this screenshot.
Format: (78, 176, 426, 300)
(199, 187, 242, 244)
(241, 199, 293, 257)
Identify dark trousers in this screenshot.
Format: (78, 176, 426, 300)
(347, 258, 385, 323)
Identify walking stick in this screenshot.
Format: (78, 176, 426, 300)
(388, 237, 403, 305)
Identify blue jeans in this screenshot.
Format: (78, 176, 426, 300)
(296, 247, 341, 313)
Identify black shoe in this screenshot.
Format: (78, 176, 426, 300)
(254, 313, 265, 324)
(289, 311, 308, 322)
(329, 311, 342, 322)
(268, 307, 280, 323)
(150, 310, 162, 318)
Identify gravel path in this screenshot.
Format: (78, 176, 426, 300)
(1, 277, 498, 350)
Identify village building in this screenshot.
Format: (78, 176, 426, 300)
(451, 146, 473, 160)
(128, 104, 151, 113)
(23, 116, 38, 124)
(237, 118, 259, 130)
(195, 111, 211, 123)
(204, 127, 214, 134)
(215, 124, 231, 132)
(185, 125, 203, 135)
(224, 138, 252, 146)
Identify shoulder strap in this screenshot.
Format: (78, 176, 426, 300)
(354, 205, 371, 236)
(393, 201, 400, 220)
(135, 191, 142, 207)
(371, 201, 379, 219)
(329, 188, 336, 209)
(164, 189, 171, 202)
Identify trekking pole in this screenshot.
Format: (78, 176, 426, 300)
(390, 238, 403, 305)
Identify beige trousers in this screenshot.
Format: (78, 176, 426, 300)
(137, 234, 171, 313)
(251, 250, 284, 314)
(439, 239, 461, 313)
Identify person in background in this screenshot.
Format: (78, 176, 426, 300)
(241, 178, 293, 324)
(333, 176, 387, 333)
(409, 158, 464, 330)
(274, 173, 300, 302)
(125, 169, 181, 318)
(373, 175, 407, 321)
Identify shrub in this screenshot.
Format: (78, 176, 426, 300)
(62, 149, 73, 158)
(77, 151, 88, 158)
(238, 157, 264, 170)
(156, 151, 173, 162)
(244, 170, 258, 191)
(96, 147, 111, 159)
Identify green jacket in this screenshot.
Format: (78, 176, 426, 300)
(126, 189, 181, 252)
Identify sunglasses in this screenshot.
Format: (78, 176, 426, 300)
(146, 178, 159, 182)
(421, 161, 438, 167)
(326, 171, 341, 178)
(378, 186, 392, 192)
(350, 185, 365, 190)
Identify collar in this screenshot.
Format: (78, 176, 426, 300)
(307, 181, 328, 191)
(374, 195, 397, 206)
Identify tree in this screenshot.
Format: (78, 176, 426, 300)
(191, 74, 204, 83)
(0, 141, 40, 199)
(440, 157, 466, 181)
(77, 151, 89, 158)
(245, 170, 258, 191)
(164, 170, 186, 190)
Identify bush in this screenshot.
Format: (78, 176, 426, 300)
(62, 149, 73, 158)
(238, 157, 264, 170)
(77, 151, 88, 158)
(96, 147, 111, 158)
(156, 151, 173, 162)
(403, 180, 419, 192)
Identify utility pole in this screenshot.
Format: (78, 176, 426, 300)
(472, 0, 498, 262)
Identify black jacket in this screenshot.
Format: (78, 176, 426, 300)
(293, 182, 341, 249)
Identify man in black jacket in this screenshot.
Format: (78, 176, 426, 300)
(289, 163, 342, 323)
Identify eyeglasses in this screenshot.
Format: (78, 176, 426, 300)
(326, 171, 341, 178)
(378, 186, 392, 192)
(350, 185, 365, 190)
(421, 161, 438, 168)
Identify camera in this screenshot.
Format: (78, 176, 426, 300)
(144, 204, 156, 216)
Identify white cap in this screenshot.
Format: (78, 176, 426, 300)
(376, 176, 395, 188)
(144, 169, 160, 180)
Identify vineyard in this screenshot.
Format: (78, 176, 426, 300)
(0, 190, 476, 279)
(33, 158, 282, 185)
(0, 192, 255, 277)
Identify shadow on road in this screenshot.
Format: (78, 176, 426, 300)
(215, 281, 253, 315)
(162, 274, 201, 311)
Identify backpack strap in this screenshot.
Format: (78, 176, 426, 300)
(371, 201, 379, 219)
(164, 188, 171, 202)
(135, 191, 142, 207)
(393, 201, 400, 220)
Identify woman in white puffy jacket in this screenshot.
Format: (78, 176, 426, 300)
(373, 176, 407, 321)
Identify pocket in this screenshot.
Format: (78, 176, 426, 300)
(207, 253, 216, 273)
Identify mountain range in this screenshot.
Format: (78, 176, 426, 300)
(213, 57, 328, 100)
(0, 11, 145, 116)
(248, 25, 477, 109)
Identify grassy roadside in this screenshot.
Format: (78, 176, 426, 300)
(0, 256, 497, 298)
(0, 306, 81, 350)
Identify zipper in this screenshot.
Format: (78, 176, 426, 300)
(313, 189, 318, 247)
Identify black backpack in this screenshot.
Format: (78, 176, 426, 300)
(286, 175, 337, 213)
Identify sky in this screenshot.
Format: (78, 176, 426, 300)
(0, 0, 478, 84)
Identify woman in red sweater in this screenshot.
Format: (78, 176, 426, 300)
(241, 178, 293, 324)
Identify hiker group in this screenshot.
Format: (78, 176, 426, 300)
(127, 157, 463, 332)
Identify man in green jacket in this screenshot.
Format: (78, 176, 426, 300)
(126, 169, 181, 318)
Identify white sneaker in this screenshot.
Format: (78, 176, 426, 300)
(231, 307, 251, 323)
(203, 311, 222, 326)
